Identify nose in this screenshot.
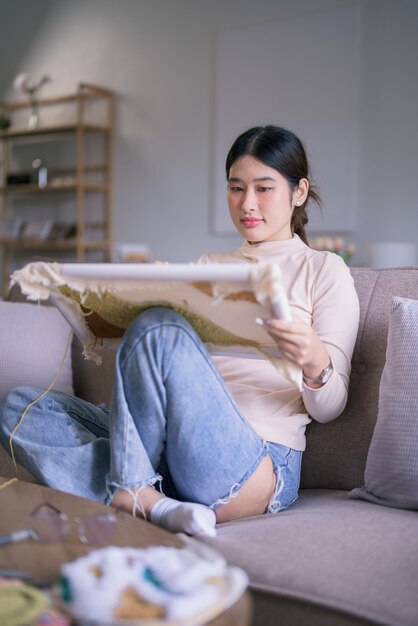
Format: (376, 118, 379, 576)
(241, 188, 257, 213)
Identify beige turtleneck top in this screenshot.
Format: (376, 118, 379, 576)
(196, 235, 360, 451)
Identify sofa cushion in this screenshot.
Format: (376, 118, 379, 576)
(0, 301, 74, 481)
(205, 490, 418, 626)
(0, 301, 74, 398)
(301, 267, 418, 491)
(349, 296, 418, 510)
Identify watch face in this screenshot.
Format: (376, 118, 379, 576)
(320, 371, 331, 384)
(319, 363, 333, 383)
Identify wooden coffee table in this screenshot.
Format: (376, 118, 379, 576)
(0, 477, 252, 625)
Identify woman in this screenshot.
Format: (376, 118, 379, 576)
(0, 126, 359, 537)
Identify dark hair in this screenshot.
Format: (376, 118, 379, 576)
(225, 125, 320, 245)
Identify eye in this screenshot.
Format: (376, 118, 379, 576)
(257, 186, 273, 193)
(228, 185, 243, 192)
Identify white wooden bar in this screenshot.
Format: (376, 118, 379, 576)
(61, 263, 252, 282)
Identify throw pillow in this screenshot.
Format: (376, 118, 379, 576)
(0, 301, 74, 398)
(349, 296, 418, 509)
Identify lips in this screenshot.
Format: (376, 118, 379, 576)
(241, 218, 263, 227)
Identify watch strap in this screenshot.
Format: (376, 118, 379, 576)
(303, 360, 334, 385)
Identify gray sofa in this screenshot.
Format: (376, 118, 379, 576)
(1, 266, 418, 626)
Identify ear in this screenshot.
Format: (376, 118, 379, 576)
(293, 178, 309, 207)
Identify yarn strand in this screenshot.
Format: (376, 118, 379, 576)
(8, 329, 73, 476)
(0, 477, 18, 492)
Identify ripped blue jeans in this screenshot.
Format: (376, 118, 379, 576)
(0, 307, 302, 513)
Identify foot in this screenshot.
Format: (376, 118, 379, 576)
(150, 497, 217, 537)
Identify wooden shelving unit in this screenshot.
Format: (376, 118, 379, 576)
(0, 83, 114, 296)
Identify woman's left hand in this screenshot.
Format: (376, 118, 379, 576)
(260, 315, 330, 378)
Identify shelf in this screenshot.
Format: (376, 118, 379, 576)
(0, 124, 111, 139)
(0, 238, 78, 249)
(0, 82, 114, 296)
(0, 238, 110, 250)
(0, 183, 110, 193)
(0, 83, 113, 111)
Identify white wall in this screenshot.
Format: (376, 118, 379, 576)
(356, 0, 418, 264)
(1, 0, 417, 266)
(211, 4, 360, 235)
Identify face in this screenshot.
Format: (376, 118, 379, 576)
(227, 155, 307, 244)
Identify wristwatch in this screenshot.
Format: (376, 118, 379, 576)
(303, 360, 334, 386)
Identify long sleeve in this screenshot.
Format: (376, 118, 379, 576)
(301, 253, 359, 422)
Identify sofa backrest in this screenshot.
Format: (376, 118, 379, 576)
(72, 345, 116, 407)
(71, 267, 418, 491)
(301, 266, 418, 490)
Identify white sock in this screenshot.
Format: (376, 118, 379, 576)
(150, 497, 217, 537)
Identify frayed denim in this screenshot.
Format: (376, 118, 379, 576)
(0, 307, 302, 512)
